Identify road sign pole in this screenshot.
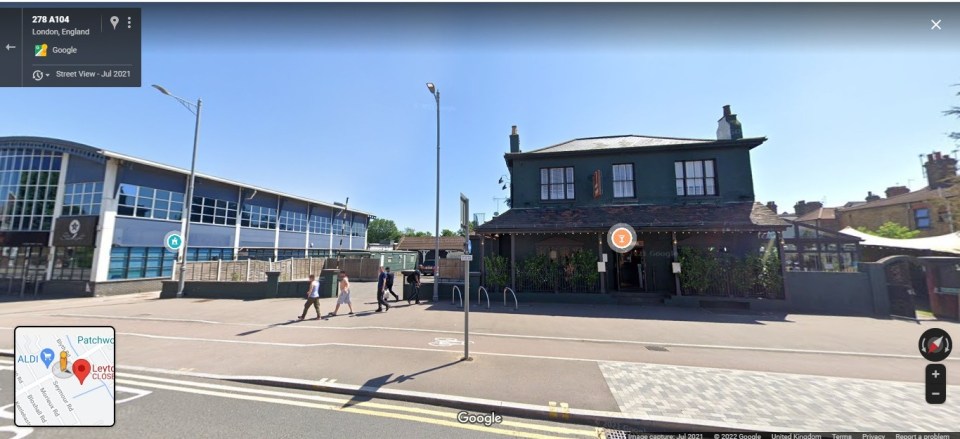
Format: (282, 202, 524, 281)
(460, 194, 470, 361)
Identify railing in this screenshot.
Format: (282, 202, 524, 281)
(503, 287, 518, 310)
(477, 286, 490, 309)
(452, 285, 463, 308)
(515, 266, 601, 293)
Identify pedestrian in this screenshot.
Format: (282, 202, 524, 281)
(297, 274, 321, 321)
(384, 267, 399, 302)
(376, 266, 391, 312)
(407, 266, 422, 305)
(329, 270, 354, 316)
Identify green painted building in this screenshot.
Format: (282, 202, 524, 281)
(476, 106, 789, 302)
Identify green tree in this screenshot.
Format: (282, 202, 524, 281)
(456, 220, 479, 237)
(441, 229, 457, 237)
(402, 227, 432, 237)
(367, 218, 401, 244)
(946, 83, 960, 142)
(857, 222, 921, 239)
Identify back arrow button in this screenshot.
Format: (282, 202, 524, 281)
(4, 44, 15, 51)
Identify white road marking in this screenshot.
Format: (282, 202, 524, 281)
(0, 404, 34, 438)
(39, 314, 954, 361)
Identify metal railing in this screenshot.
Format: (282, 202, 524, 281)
(452, 285, 463, 308)
(477, 286, 490, 309)
(503, 287, 518, 310)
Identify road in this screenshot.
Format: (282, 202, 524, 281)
(0, 361, 599, 439)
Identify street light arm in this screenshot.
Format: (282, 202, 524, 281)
(152, 84, 199, 115)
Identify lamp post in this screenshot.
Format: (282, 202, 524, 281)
(426, 82, 440, 302)
(152, 84, 201, 298)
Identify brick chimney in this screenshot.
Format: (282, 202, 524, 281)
(924, 151, 958, 189)
(766, 201, 778, 214)
(865, 191, 881, 202)
(509, 125, 520, 153)
(793, 200, 823, 216)
(716, 105, 743, 140)
(884, 186, 910, 198)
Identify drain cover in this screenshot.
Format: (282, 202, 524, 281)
(644, 345, 668, 352)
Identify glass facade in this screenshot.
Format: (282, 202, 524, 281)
(308, 213, 331, 234)
(117, 184, 184, 221)
(51, 247, 94, 280)
(62, 182, 103, 216)
(0, 148, 62, 231)
(241, 204, 277, 229)
(183, 247, 234, 262)
(279, 210, 307, 232)
(191, 196, 238, 226)
(779, 222, 860, 272)
(108, 247, 177, 280)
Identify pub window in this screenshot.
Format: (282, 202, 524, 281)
(674, 160, 717, 196)
(612, 164, 635, 198)
(540, 167, 575, 200)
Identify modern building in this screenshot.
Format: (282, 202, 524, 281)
(476, 106, 789, 301)
(0, 136, 372, 296)
(837, 152, 960, 237)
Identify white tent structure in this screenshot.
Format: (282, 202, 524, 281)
(839, 227, 960, 255)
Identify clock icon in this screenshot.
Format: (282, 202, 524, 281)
(32, 70, 44, 81)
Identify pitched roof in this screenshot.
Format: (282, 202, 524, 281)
(396, 236, 465, 251)
(838, 187, 948, 212)
(475, 202, 788, 233)
(512, 135, 767, 156)
(795, 207, 837, 222)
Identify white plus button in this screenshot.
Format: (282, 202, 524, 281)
(932, 370, 941, 379)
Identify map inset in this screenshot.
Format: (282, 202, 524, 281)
(14, 326, 116, 427)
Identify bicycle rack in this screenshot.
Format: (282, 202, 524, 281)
(503, 287, 518, 311)
(452, 285, 463, 308)
(477, 286, 490, 309)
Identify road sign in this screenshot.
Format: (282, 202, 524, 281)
(164, 231, 184, 252)
(460, 255, 473, 262)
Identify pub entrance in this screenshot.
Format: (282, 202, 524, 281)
(617, 245, 646, 291)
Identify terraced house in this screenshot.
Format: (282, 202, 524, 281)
(476, 106, 789, 304)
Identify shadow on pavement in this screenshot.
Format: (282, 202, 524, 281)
(236, 319, 302, 336)
(341, 360, 462, 409)
(415, 300, 792, 325)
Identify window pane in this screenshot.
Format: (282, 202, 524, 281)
(541, 185, 549, 200)
(675, 162, 684, 179)
(565, 167, 574, 182)
(550, 168, 563, 184)
(566, 183, 575, 199)
(540, 169, 548, 184)
(705, 160, 715, 178)
(705, 178, 716, 195)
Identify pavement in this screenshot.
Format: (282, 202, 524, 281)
(3, 281, 960, 432)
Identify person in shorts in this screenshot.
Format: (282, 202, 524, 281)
(297, 274, 322, 320)
(329, 270, 354, 316)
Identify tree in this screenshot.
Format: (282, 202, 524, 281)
(457, 220, 479, 237)
(946, 83, 960, 142)
(367, 218, 401, 244)
(857, 222, 921, 239)
(402, 227, 432, 237)
(441, 229, 457, 237)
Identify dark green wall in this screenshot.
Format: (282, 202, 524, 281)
(508, 146, 755, 208)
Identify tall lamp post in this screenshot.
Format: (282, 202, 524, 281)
(153, 84, 201, 298)
(426, 82, 440, 302)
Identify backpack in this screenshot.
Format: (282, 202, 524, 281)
(406, 272, 417, 284)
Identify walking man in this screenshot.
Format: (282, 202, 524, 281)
(329, 270, 354, 316)
(376, 266, 391, 312)
(297, 274, 322, 320)
(407, 265, 422, 305)
(384, 267, 400, 302)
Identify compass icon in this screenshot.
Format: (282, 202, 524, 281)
(919, 328, 952, 362)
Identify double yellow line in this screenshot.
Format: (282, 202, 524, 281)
(118, 372, 600, 438)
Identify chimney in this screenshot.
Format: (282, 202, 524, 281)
(884, 186, 910, 198)
(766, 201, 778, 214)
(716, 105, 743, 140)
(923, 151, 958, 189)
(865, 191, 881, 202)
(509, 125, 520, 153)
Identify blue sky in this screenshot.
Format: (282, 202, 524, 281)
(3, 3, 959, 230)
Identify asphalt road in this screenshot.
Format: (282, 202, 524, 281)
(0, 364, 599, 439)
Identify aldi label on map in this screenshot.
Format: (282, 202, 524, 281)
(14, 326, 116, 427)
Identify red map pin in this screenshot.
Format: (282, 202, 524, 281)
(73, 359, 91, 385)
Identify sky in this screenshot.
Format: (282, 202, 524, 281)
(2, 3, 959, 231)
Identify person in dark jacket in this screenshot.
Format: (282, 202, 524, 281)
(407, 266, 422, 305)
(376, 266, 391, 312)
(384, 267, 399, 302)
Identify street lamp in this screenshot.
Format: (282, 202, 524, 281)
(153, 84, 202, 298)
(426, 82, 440, 302)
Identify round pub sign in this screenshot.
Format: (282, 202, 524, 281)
(607, 223, 637, 253)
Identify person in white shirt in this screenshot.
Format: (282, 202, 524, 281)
(297, 274, 322, 320)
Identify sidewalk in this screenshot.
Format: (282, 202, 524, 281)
(3, 285, 959, 431)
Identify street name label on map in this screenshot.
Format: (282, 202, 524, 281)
(14, 326, 116, 427)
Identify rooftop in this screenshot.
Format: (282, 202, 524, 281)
(511, 134, 767, 156)
(838, 187, 950, 212)
(396, 236, 466, 251)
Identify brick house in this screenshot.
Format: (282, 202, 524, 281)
(837, 152, 959, 237)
